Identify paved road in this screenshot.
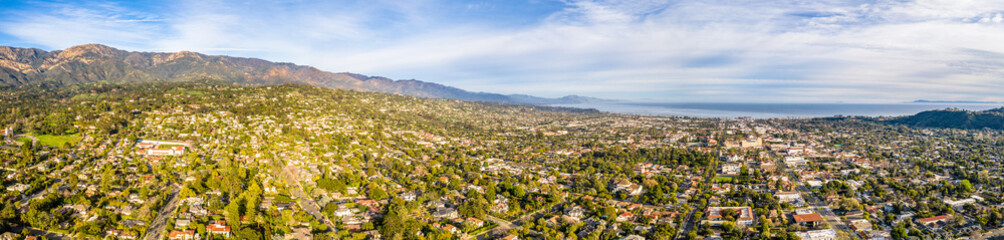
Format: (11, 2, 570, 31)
(482, 215, 518, 238)
(676, 157, 717, 240)
(284, 165, 336, 233)
(797, 185, 851, 233)
(13, 134, 39, 144)
(971, 227, 1004, 240)
(19, 179, 61, 212)
(476, 198, 562, 239)
(142, 184, 181, 240)
(9, 225, 73, 240)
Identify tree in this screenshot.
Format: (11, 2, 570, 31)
(180, 187, 196, 199)
(234, 227, 262, 240)
(648, 223, 675, 240)
(891, 225, 906, 240)
(960, 180, 974, 195)
(603, 207, 617, 219)
(367, 184, 389, 200)
(513, 185, 526, 198)
(839, 198, 861, 212)
(225, 199, 243, 224)
(458, 199, 487, 219)
(379, 203, 421, 239)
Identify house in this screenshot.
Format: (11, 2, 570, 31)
(566, 206, 587, 220)
(704, 207, 755, 226)
(491, 201, 510, 213)
(283, 227, 312, 240)
(174, 218, 191, 228)
(168, 230, 197, 240)
(184, 196, 205, 205)
(434, 207, 459, 219)
(334, 207, 354, 217)
(118, 232, 138, 239)
(441, 224, 460, 234)
(620, 235, 646, 240)
(120, 219, 146, 228)
(915, 215, 952, 229)
(275, 202, 295, 210)
(491, 197, 510, 213)
(0, 126, 13, 136)
(944, 196, 983, 207)
(501, 234, 519, 240)
(128, 194, 146, 204)
(466, 217, 484, 228)
(189, 205, 208, 216)
(759, 163, 777, 173)
(850, 158, 871, 168)
(616, 211, 635, 222)
(611, 179, 644, 196)
(793, 213, 825, 227)
(5, 183, 30, 192)
(207, 220, 231, 237)
(356, 199, 380, 209)
(0, 232, 18, 240)
(400, 191, 417, 201)
(342, 215, 367, 225)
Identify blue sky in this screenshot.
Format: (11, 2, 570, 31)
(2, 0, 1004, 103)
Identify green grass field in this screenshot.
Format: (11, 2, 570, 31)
(71, 93, 110, 101)
(30, 134, 82, 147)
(713, 176, 733, 183)
(16, 137, 32, 144)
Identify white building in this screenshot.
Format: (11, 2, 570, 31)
(721, 163, 742, 175)
(776, 191, 804, 205)
(784, 156, 807, 167)
(5, 183, 30, 192)
(795, 229, 837, 240)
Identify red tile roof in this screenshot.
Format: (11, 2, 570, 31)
(793, 213, 824, 223)
(916, 215, 950, 223)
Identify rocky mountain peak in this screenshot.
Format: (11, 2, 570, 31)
(58, 44, 124, 60)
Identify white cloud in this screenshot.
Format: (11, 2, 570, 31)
(2, 0, 1004, 103)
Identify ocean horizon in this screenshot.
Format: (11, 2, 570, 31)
(551, 102, 1003, 119)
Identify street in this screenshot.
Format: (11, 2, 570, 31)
(142, 184, 182, 240)
(797, 185, 851, 233)
(283, 165, 336, 233)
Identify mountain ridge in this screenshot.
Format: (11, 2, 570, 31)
(0, 44, 613, 105)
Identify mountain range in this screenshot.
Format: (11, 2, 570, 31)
(0, 44, 611, 105)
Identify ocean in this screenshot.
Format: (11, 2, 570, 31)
(550, 102, 1003, 119)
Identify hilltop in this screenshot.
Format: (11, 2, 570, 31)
(887, 107, 1004, 130)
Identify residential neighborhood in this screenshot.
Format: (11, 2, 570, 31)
(1, 81, 1003, 240)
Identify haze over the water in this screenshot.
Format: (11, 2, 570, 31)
(555, 102, 1003, 119)
(2, 0, 1004, 103)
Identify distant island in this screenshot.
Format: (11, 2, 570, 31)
(912, 99, 1003, 104)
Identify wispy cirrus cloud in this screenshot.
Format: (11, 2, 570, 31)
(1, 0, 1003, 103)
